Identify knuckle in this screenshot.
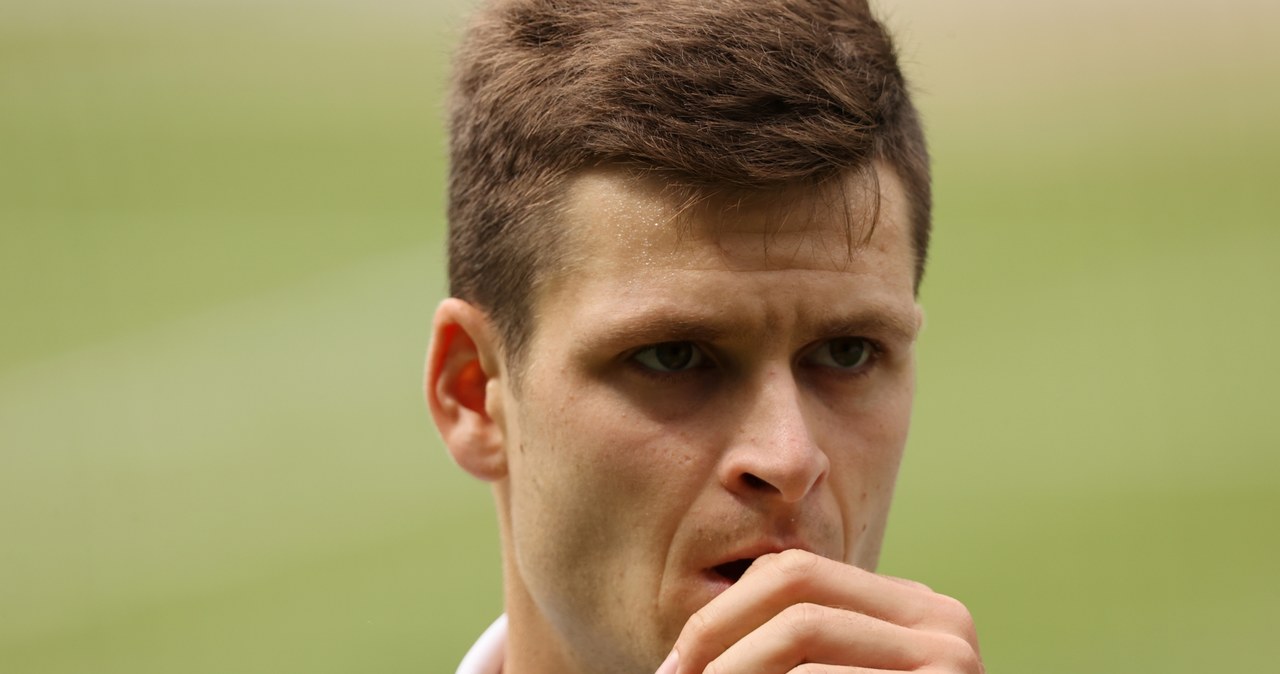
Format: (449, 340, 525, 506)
(927, 592, 975, 631)
(778, 602, 823, 642)
(678, 607, 719, 655)
(678, 601, 782, 671)
(769, 548, 821, 590)
(932, 633, 982, 670)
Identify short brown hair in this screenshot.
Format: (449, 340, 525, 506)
(447, 0, 931, 363)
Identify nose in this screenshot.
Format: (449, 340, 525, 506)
(718, 368, 829, 504)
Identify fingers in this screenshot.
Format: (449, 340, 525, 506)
(699, 602, 980, 674)
(675, 550, 928, 669)
(786, 669, 898, 674)
(671, 550, 982, 674)
(702, 602, 920, 673)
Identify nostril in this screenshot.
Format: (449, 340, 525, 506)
(741, 473, 770, 491)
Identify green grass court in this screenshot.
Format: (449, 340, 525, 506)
(2, 1, 1277, 671)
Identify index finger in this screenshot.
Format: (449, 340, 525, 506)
(671, 549, 935, 673)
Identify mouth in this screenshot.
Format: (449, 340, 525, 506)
(702, 540, 817, 588)
(710, 557, 756, 584)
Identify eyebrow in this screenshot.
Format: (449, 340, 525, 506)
(585, 315, 728, 351)
(810, 311, 919, 345)
(579, 306, 918, 354)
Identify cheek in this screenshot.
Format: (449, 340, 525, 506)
(510, 396, 698, 580)
(860, 362, 916, 465)
(505, 391, 708, 661)
(827, 379, 915, 562)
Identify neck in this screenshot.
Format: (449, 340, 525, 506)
(495, 485, 583, 674)
(502, 574, 584, 674)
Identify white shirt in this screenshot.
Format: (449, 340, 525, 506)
(456, 614, 507, 674)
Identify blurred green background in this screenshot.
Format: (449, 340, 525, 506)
(1, 0, 1276, 671)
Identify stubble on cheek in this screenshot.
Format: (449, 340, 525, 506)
(510, 414, 690, 670)
(838, 414, 911, 569)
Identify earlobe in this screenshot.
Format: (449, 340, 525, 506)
(425, 298, 509, 482)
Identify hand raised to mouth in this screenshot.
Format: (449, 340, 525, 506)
(656, 549, 983, 674)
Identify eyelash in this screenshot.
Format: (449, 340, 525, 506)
(803, 337, 884, 377)
(624, 342, 715, 381)
(624, 338, 886, 380)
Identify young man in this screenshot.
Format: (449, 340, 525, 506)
(426, 1, 984, 672)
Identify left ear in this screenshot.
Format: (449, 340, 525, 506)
(424, 298, 509, 482)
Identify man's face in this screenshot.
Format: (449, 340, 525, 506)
(495, 165, 922, 672)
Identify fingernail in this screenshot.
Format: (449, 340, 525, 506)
(654, 649, 679, 674)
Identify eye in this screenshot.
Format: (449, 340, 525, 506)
(632, 341, 707, 372)
(805, 337, 876, 371)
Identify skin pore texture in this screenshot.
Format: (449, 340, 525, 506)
(430, 162, 939, 674)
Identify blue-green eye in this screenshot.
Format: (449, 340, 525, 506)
(633, 342, 706, 372)
(807, 337, 875, 370)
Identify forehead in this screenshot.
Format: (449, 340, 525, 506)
(513, 164, 920, 361)
(549, 164, 914, 285)
(514, 163, 926, 373)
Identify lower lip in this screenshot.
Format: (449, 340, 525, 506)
(700, 570, 735, 596)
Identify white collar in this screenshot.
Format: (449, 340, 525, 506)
(456, 614, 507, 674)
